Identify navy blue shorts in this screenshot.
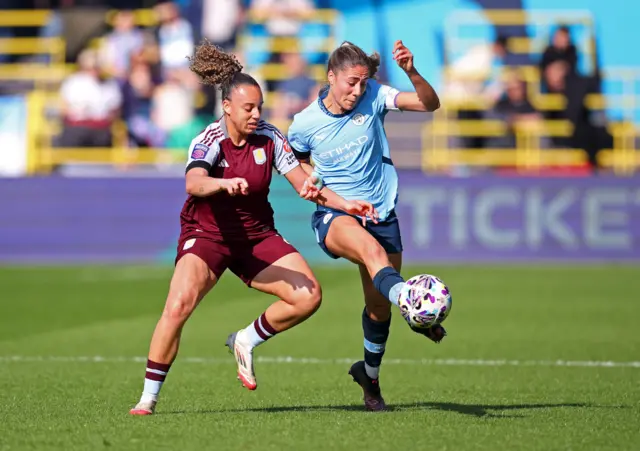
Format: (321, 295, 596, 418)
(311, 207, 403, 259)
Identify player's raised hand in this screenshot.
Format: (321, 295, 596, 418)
(220, 177, 249, 196)
(343, 200, 379, 226)
(392, 40, 414, 73)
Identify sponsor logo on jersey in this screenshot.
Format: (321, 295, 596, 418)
(253, 148, 266, 165)
(191, 143, 209, 160)
(318, 135, 368, 162)
(283, 140, 292, 153)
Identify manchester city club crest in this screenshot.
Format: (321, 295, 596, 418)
(352, 113, 366, 126)
(253, 148, 266, 165)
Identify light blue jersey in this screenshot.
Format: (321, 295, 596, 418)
(288, 79, 401, 221)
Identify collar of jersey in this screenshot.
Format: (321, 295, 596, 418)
(317, 85, 365, 118)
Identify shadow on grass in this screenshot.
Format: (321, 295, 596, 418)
(162, 402, 628, 418)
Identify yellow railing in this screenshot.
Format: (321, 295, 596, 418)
(0, 10, 53, 27)
(444, 9, 597, 71)
(439, 61, 640, 174)
(421, 114, 586, 172)
(238, 8, 339, 84)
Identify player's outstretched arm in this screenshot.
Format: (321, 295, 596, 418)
(185, 167, 249, 197)
(392, 40, 440, 112)
(297, 158, 314, 177)
(284, 166, 378, 225)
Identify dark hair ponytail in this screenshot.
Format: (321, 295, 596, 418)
(188, 39, 260, 100)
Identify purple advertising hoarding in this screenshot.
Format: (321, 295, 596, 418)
(396, 172, 640, 262)
(0, 174, 638, 264)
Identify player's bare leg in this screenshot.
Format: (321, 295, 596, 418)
(226, 252, 321, 390)
(130, 254, 217, 415)
(324, 216, 446, 340)
(347, 252, 402, 411)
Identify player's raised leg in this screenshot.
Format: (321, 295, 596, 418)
(130, 252, 219, 415)
(226, 237, 321, 390)
(347, 252, 402, 411)
(324, 215, 405, 307)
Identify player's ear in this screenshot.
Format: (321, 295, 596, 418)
(327, 70, 336, 86)
(222, 99, 232, 116)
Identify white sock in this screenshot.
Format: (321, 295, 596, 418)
(140, 360, 170, 403)
(236, 313, 276, 348)
(364, 362, 380, 380)
(141, 379, 161, 403)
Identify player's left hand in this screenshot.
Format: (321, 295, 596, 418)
(343, 200, 379, 226)
(299, 175, 321, 201)
(392, 40, 414, 73)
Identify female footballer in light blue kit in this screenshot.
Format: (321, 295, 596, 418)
(288, 40, 445, 411)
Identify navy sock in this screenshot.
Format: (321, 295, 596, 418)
(372, 266, 405, 306)
(362, 308, 391, 380)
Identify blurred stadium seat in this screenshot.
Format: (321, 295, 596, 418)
(0, 2, 638, 175)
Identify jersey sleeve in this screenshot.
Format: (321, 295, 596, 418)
(272, 130, 299, 175)
(185, 128, 221, 173)
(287, 118, 311, 160)
(370, 79, 401, 114)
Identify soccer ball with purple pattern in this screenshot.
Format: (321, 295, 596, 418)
(398, 274, 452, 329)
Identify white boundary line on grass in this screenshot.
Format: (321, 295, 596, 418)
(0, 355, 639, 368)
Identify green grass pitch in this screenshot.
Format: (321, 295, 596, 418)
(0, 264, 639, 450)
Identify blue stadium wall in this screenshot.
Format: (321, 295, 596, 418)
(326, 0, 639, 122)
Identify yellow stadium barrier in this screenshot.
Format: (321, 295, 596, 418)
(0, 10, 52, 27)
(0, 37, 65, 61)
(246, 8, 337, 24)
(105, 9, 157, 27)
(0, 63, 74, 82)
(444, 9, 597, 71)
(259, 63, 326, 82)
(421, 115, 583, 172)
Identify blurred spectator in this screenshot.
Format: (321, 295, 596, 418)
(250, 0, 315, 91)
(540, 25, 577, 75)
(121, 51, 165, 148)
(488, 72, 544, 148)
(543, 60, 612, 167)
(444, 35, 509, 101)
(99, 10, 145, 82)
(154, 1, 195, 75)
(494, 74, 539, 123)
(151, 71, 196, 143)
(250, 0, 314, 40)
(56, 49, 122, 148)
(201, 0, 244, 52)
(272, 51, 317, 120)
(445, 35, 509, 149)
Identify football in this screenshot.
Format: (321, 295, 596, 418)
(398, 274, 452, 329)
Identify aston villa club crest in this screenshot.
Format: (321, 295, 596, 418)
(253, 148, 266, 165)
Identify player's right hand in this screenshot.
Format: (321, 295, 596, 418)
(343, 200, 379, 226)
(219, 177, 249, 196)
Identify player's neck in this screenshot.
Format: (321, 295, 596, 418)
(224, 116, 248, 147)
(322, 94, 347, 115)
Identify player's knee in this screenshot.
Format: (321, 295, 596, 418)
(164, 288, 199, 323)
(361, 242, 389, 268)
(295, 286, 323, 318)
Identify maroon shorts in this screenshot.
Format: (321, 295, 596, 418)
(175, 231, 298, 286)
